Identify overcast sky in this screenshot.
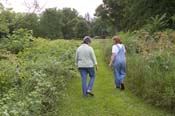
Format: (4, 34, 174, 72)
(1, 0, 103, 17)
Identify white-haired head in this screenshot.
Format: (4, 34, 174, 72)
(83, 36, 92, 44)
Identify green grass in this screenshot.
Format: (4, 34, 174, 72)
(58, 40, 172, 116)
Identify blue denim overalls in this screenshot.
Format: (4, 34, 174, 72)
(113, 44, 126, 87)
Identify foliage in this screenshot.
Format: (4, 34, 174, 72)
(16, 13, 40, 37)
(59, 40, 172, 116)
(62, 8, 78, 39)
(95, 0, 126, 32)
(0, 4, 17, 37)
(75, 19, 90, 38)
(0, 38, 79, 116)
(143, 13, 168, 33)
(0, 29, 33, 53)
(39, 8, 64, 39)
(91, 18, 113, 38)
(0, 3, 92, 39)
(1, 0, 175, 39)
(95, 0, 175, 32)
(101, 30, 175, 113)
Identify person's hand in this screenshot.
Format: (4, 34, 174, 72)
(109, 63, 112, 67)
(95, 65, 98, 71)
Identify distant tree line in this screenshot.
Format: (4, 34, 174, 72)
(1, 0, 175, 39)
(0, 2, 112, 39)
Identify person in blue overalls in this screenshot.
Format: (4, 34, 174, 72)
(109, 36, 126, 90)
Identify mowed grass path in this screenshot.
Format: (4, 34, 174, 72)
(58, 40, 172, 116)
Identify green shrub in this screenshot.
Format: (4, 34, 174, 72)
(143, 13, 168, 33)
(0, 38, 79, 116)
(0, 28, 33, 54)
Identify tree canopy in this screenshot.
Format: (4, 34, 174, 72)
(1, 0, 175, 39)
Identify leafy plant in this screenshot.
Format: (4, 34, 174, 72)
(0, 28, 33, 54)
(0, 38, 79, 116)
(143, 13, 168, 32)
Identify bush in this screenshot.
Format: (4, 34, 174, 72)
(143, 13, 168, 33)
(0, 28, 33, 54)
(0, 38, 79, 116)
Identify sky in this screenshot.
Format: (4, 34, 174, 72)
(1, 0, 103, 17)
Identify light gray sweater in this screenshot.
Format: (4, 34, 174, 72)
(75, 44, 97, 68)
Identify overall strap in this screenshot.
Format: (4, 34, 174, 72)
(116, 44, 122, 53)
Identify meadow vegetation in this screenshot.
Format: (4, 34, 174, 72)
(101, 30, 175, 113)
(0, 29, 79, 116)
(1, 0, 175, 115)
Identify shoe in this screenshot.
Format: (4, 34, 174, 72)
(116, 86, 120, 89)
(86, 91, 94, 96)
(121, 83, 125, 90)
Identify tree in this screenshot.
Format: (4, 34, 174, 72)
(95, 0, 126, 32)
(16, 13, 39, 37)
(95, 0, 175, 31)
(127, 0, 175, 30)
(90, 18, 112, 38)
(0, 3, 9, 37)
(0, 3, 17, 37)
(75, 18, 90, 38)
(62, 8, 79, 39)
(39, 8, 63, 39)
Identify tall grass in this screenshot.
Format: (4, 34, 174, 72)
(126, 54, 175, 111)
(101, 30, 175, 113)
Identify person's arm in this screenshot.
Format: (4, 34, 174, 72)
(91, 48, 98, 71)
(123, 45, 126, 55)
(75, 49, 78, 67)
(109, 45, 117, 67)
(109, 53, 115, 67)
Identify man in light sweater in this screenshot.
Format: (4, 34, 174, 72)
(75, 36, 98, 96)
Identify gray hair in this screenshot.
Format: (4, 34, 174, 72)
(83, 36, 92, 44)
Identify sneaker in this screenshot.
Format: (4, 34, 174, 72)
(121, 83, 125, 90)
(86, 90, 94, 96)
(116, 86, 120, 89)
(86, 92, 94, 96)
